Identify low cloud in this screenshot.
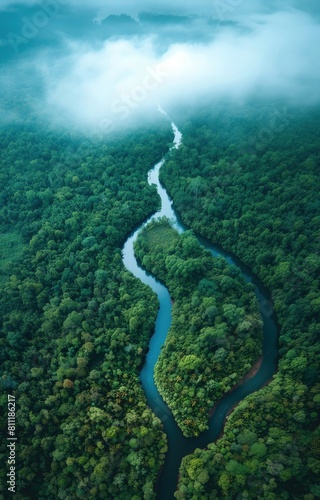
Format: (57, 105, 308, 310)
(1, 5, 320, 133)
(33, 9, 320, 133)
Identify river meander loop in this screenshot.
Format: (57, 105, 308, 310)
(122, 119, 278, 500)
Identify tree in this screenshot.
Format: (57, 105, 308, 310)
(179, 355, 202, 371)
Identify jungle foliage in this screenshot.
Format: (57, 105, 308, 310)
(0, 119, 173, 499)
(1, 98, 319, 499)
(160, 102, 320, 499)
(135, 217, 262, 437)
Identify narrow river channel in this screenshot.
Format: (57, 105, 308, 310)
(122, 120, 278, 499)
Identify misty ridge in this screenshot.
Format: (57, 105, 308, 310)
(0, 0, 320, 134)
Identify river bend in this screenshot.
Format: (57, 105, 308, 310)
(122, 121, 278, 499)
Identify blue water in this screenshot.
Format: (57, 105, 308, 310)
(122, 121, 278, 499)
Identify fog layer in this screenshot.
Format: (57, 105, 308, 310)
(1, 2, 320, 132)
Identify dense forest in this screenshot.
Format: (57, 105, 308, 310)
(0, 0, 319, 495)
(134, 217, 262, 437)
(0, 119, 173, 499)
(159, 102, 320, 498)
(0, 97, 319, 500)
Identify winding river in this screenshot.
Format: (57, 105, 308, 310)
(122, 120, 278, 499)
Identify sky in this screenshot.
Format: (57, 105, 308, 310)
(1, 0, 320, 17)
(1, 1, 320, 133)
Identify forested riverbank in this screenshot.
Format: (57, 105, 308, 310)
(0, 119, 173, 499)
(1, 0, 319, 496)
(0, 100, 319, 499)
(160, 102, 320, 498)
(135, 218, 263, 437)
